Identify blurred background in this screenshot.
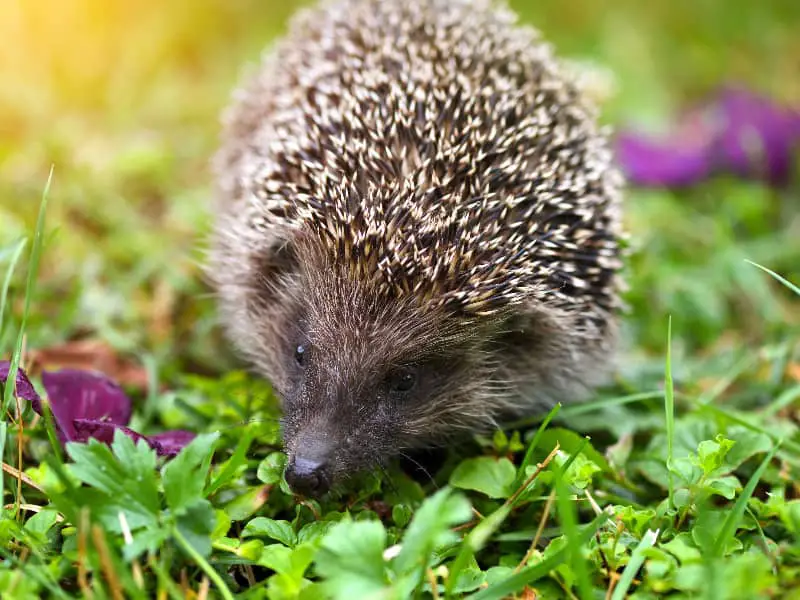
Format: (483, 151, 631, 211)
(0, 0, 798, 382)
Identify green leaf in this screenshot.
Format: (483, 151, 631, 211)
(691, 435, 735, 476)
(711, 442, 780, 557)
(391, 504, 412, 528)
(661, 533, 701, 564)
(259, 544, 293, 573)
(608, 506, 657, 538)
(206, 427, 255, 495)
(297, 520, 338, 546)
(705, 475, 739, 499)
(536, 428, 611, 474)
(669, 455, 700, 485)
(237, 540, 265, 561)
(716, 551, 777, 599)
(610, 529, 659, 600)
(450, 457, 516, 498)
(244, 518, 297, 547)
(314, 519, 389, 599)
(642, 420, 772, 490)
(447, 556, 488, 594)
(66, 434, 160, 530)
(393, 487, 471, 586)
(24, 509, 59, 539)
(469, 513, 608, 600)
(777, 500, 800, 534)
(722, 429, 772, 471)
(175, 499, 216, 558)
(161, 432, 219, 515)
(259, 543, 316, 579)
(555, 450, 602, 490)
(257, 451, 288, 485)
(223, 485, 268, 521)
(126, 527, 170, 561)
(266, 572, 313, 600)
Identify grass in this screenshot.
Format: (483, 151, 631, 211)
(1, 0, 800, 598)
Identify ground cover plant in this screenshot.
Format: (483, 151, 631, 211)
(1, 0, 799, 598)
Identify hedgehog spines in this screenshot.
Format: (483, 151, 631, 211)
(213, 0, 624, 330)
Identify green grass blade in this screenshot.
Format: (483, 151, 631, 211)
(610, 529, 659, 600)
(514, 401, 560, 486)
(0, 238, 27, 345)
(3, 168, 53, 413)
(468, 513, 608, 600)
(664, 316, 675, 511)
(711, 442, 780, 557)
(173, 526, 235, 600)
(558, 390, 664, 418)
(745, 259, 800, 296)
(40, 396, 65, 464)
(0, 545, 72, 599)
(763, 384, 800, 417)
(0, 421, 6, 506)
(206, 426, 256, 495)
(557, 436, 589, 482)
(445, 504, 512, 597)
(470, 545, 569, 600)
(554, 464, 593, 600)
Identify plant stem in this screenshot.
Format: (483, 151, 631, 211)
(173, 527, 235, 600)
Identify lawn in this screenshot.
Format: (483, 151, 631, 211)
(1, 0, 799, 598)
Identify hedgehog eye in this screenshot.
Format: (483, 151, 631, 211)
(387, 368, 417, 393)
(294, 344, 306, 366)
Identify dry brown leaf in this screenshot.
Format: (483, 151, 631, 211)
(787, 362, 800, 383)
(520, 586, 538, 600)
(26, 339, 149, 391)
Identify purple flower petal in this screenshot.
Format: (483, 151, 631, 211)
(714, 86, 800, 184)
(41, 369, 132, 442)
(0, 361, 42, 408)
(147, 430, 197, 457)
(616, 133, 711, 187)
(73, 420, 195, 457)
(2, 361, 196, 459)
(72, 419, 149, 446)
(616, 86, 800, 187)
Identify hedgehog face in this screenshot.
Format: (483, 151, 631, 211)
(273, 263, 493, 496)
(280, 343, 445, 497)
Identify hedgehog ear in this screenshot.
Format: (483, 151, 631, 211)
(495, 306, 567, 358)
(251, 236, 300, 299)
(265, 238, 298, 277)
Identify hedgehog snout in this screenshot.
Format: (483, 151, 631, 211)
(284, 429, 334, 496)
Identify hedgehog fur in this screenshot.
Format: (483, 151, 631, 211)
(209, 0, 625, 496)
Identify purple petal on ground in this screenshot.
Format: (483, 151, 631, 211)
(73, 419, 195, 457)
(72, 419, 149, 446)
(147, 430, 197, 456)
(616, 86, 800, 188)
(615, 133, 712, 187)
(0, 360, 42, 409)
(41, 369, 132, 441)
(714, 86, 800, 184)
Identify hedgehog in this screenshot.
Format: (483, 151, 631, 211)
(209, 0, 625, 496)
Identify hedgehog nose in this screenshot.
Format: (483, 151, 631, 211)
(285, 457, 331, 496)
